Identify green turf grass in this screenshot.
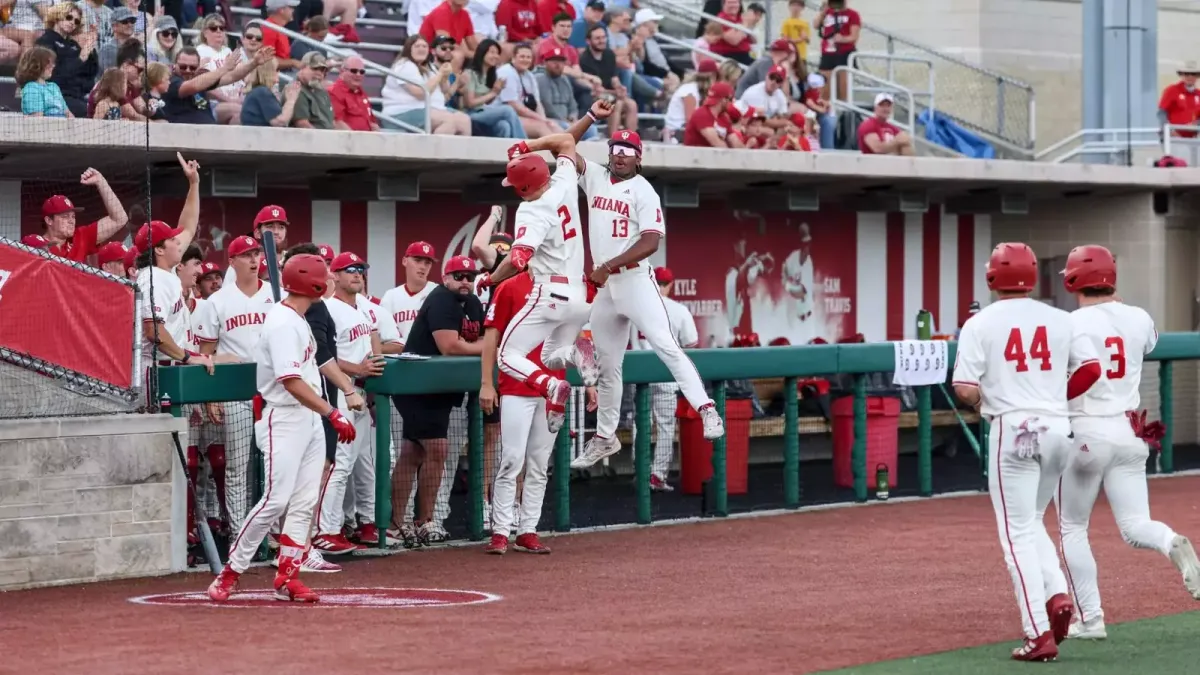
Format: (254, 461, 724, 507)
(818, 611, 1200, 674)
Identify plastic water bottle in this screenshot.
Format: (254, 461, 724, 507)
(875, 463, 889, 501)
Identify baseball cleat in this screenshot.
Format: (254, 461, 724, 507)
(571, 435, 622, 469)
(386, 522, 419, 549)
(1011, 631, 1057, 662)
(355, 523, 381, 546)
(698, 403, 725, 440)
(274, 578, 320, 603)
(572, 336, 600, 386)
(1046, 593, 1073, 644)
(546, 378, 571, 433)
(302, 550, 341, 573)
(1169, 535, 1200, 600)
(418, 520, 449, 546)
(312, 534, 361, 555)
(513, 533, 551, 554)
(484, 534, 509, 554)
(649, 474, 674, 492)
(207, 567, 240, 602)
(1068, 616, 1107, 640)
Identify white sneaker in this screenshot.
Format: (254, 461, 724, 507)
(1169, 535, 1200, 599)
(699, 404, 725, 440)
(572, 336, 599, 386)
(272, 549, 341, 573)
(546, 378, 571, 433)
(570, 435, 622, 469)
(1067, 615, 1107, 640)
(418, 520, 449, 546)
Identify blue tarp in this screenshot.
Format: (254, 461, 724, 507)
(918, 110, 996, 159)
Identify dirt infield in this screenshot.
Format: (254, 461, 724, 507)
(5, 476, 1200, 675)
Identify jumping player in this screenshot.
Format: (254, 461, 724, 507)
(546, 100, 724, 470)
(491, 133, 598, 434)
(1055, 245, 1200, 640)
(208, 253, 357, 604)
(952, 242, 1102, 662)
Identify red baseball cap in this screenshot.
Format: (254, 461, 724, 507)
(254, 205, 288, 228)
(704, 82, 734, 105)
(767, 64, 787, 80)
(330, 251, 369, 272)
(790, 111, 808, 128)
(538, 41, 568, 63)
(489, 232, 513, 246)
(198, 261, 223, 278)
(443, 255, 477, 275)
(96, 241, 127, 265)
(405, 241, 436, 259)
(134, 221, 184, 251)
(696, 58, 718, 74)
(123, 246, 138, 271)
(42, 195, 82, 218)
(769, 38, 794, 53)
(610, 129, 642, 154)
(654, 267, 674, 284)
(227, 235, 261, 258)
(21, 234, 48, 249)
(316, 243, 335, 263)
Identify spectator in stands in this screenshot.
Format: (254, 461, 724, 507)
(239, 23, 265, 62)
(736, 37, 791, 98)
(408, 0, 440, 42)
(664, 57, 716, 142)
(815, 0, 860, 101)
(802, 71, 836, 148)
(683, 80, 732, 147)
(631, 8, 678, 95)
(857, 92, 913, 155)
(419, 0, 479, 65)
(381, 34, 473, 135)
(779, 0, 809, 62)
(778, 111, 815, 151)
(569, 0, 604, 49)
(496, 41, 559, 137)
(40, 168, 128, 262)
(536, 42, 598, 139)
(743, 2, 766, 56)
(329, 54, 380, 131)
(737, 63, 789, 130)
(462, 38, 527, 138)
(1, 0, 45, 57)
(17, 46, 70, 117)
(81, 0, 112, 49)
(240, 58, 301, 126)
(707, 0, 753, 66)
(97, 6, 135, 70)
(143, 61, 170, 120)
(35, 3, 98, 118)
(496, 0, 540, 49)
(467, 0, 502, 43)
(193, 14, 243, 124)
(148, 14, 182, 65)
(1158, 61, 1200, 138)
(291, 51, 335, 129)
(322, 0, 358, 33)
(261, 0, 302, 71)
(742, 109, 772, 148)
(537, 0, 574, 34)
(546, 13, 602, 112)
(96, 241, 127, 277)
(288, 15, 327, 63)
(718, 57, 741, 89)
(580, 24, 637, 131)
(693, 23, 722, 67)
(91, 67, 126, 119)
(430, 35, 464, 107)
(164, 45, 273, 124)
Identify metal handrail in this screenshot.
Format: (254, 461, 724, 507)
(830, 65, 916, 131)
(233, 4, 406, 28)
(640, 0, 754, 39)
(653, 31, 748, 71)
(849, 52, 934, 110)
(247, 18, 428, 133)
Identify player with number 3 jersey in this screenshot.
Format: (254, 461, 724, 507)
(953, 243, 1101, 662)
(1052, 245, 1200, 641)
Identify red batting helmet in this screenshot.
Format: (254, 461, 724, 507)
(502, 154, 551, 197)
(1061, 244, 1116, 293)
(986, 242, 1038, 292)
(281, 254, 329, 298)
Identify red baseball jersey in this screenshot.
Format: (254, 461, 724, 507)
(484, 272, 564, 397)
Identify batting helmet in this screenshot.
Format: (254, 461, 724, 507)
(281, 253, 329, 298)
(986, 243, 1038, 292)
(502, 154, 551, 197)
(1061, 244, 1116, 293)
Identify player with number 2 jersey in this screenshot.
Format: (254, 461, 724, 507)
(952, 243, 1101, 662)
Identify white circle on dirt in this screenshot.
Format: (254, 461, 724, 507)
(129, 587, 502, 609)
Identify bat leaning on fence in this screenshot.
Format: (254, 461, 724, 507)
(169, 430, 222, 574)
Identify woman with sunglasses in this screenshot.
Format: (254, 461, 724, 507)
(149, 14, 183, 65)
(33, 3, 98, 118)
(194, 15, 244, 124)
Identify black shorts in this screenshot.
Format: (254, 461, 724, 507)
(392, 393, 458, 442)
(818, 50, 854, 72)
(321, 416, 337, 463)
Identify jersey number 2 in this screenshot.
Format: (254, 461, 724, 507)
(1104, 336, 1126, 379)
(557, 205, 577, 241)
(1004, 326, 1051, 372)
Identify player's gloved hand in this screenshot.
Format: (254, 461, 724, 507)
(1012, 417, 1049, 459)
(1128, 409, 1166, 449)
(328, 409, 356, 443)
(507, 141, 531, 159)
(585, 279, 598, 303)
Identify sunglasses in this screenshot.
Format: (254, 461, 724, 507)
(176, 63, 197, 72)
(207, 24, 225, 32)
(346, 68, 365, 75)
(611, 145, 638, 157)
(311, 65, 328, 72)
(65, 15, 81, 24)
(450, 272, 476, 282)
(436, 43, 454, 50)
(243, 33, 262, 41)
(340, 265, 367, 275)
(160, 30, 178, 38)
(118, 18, 137, 25)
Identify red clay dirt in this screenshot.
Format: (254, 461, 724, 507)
(5, 475, 1200, 675)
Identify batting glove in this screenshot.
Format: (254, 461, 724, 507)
(1011, 417, 1049, 459)
(507, 141, 530, 159)
(327, 409, 356, 443)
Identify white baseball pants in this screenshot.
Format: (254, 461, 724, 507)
(591, 270, 711, 440)
(498, 278, 590, 386)
(492, 395, 555, 537)
(317, 398, 373, 535)
(341, 408, 379, 527)
(988, 412, 1072, 639)
(1056, 414, 1177, 624)
(226, 405, 325, 574)
(222, 400, 256, 537)
(629, 382, 679, 478)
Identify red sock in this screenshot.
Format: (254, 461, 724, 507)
(274, 534, 304, 584)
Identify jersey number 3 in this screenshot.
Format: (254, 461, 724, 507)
(557, 205, 577, 241)
(1004, 326, 1051, 372)
(1104, 336, 1125, 379)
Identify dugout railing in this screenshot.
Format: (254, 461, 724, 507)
(158, 334, 1199, 550)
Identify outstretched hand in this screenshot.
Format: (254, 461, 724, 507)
(177, 152, 200, 183)
(590, 99, 614, 119)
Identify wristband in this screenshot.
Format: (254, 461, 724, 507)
(602, 261, 613, 272)
(181, 352, 191, 364)
(586, 111, 598, 123)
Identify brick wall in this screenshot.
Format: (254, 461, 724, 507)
(0, 415, 186, 590)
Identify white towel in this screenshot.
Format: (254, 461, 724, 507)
(892, 340, 949, 387)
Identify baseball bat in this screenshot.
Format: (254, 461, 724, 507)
(261, 232, 282, 301)
(170, 430, 222, 575)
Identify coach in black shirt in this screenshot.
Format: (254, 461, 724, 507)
(391, 255, 484, 536)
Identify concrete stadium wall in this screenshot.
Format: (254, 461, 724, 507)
(0, 415, 187, 591)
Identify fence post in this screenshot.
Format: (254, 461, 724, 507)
(783, 376, 800, 507)
(916, 386, 932, 496)
(711, 381, 729, 516)
(635, 384, 652, 524)
(554, 396, 572, 532)
(468, 395, 484, 541)
(1159, 360, 1174, 474)
(852, 374, 868, 503)
(374, 398, 391, 549)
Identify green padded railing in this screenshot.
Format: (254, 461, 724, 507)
(158, 333, 1200, 548)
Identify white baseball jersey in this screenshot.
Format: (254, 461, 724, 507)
(1068, 302, 1158, 418)
(254, 302, 322, 407)
(137, 266, 190, 362)
(326, 295, 376, 364)
(630, 296, 699, 350)
(193, 280, 276, 361)
(953, 298, 1099, 418)
(358, 293, 401, 345)
(380, 281, 437, 342)
(579, 156, 665, 272)
(512, 155, 585, 279)
(782, 248, 814, 316)
(181, 296, 200, 351)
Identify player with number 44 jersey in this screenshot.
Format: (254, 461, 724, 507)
(953, 243, 1102, 663)
(1053, 245, 1200, 642)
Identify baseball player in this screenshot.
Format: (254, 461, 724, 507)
(96, 241, 129, 278)
(1054, 245, 1200, 641)
(491, 134, 599, 434)
(545, 102, 725, 470)
(724, 240, 771, 343)
(782, 223, 814, 323)
(223, 204, 289, 287)
(207, 253, 358, 604)
(190, 261, 225, 530)
(313, 252, 385, 554)
(173, 243, 211, 544)
(40, 167, 128, 263)
(20, 234, 49, 250)
(470, 207, 511, 304)
(197, 261, 224, 298)
(629, 267, 699, 492)
(952, 243, 1102, 662)
(123, 246, 138, 280)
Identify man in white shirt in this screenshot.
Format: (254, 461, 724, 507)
(737, 64, 792, 130)
(629, 267, 698, 491)
(380, 241, 440, 344)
